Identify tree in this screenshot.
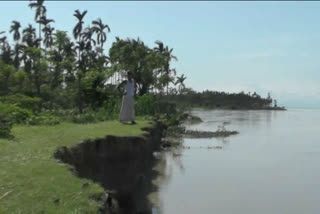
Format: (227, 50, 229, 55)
(13, 43, 24, 69)
(42, 25, 54, 49)
(37, 16, 54, 49)
(73, 10, 88, 113)
(51, 30, 75, 85)
(0, 32, 7, 49)
(154, 41, 178, 95)
(22, 24, 38, 47)
(91, 18, 110, 53)
(48, 30, 77, 108)
(154, 40, 165, 53)
(110, 37, 163, 95)
(0, 41, 13, 65)
(175, 74, 187, 94)
(24, 47, 43, 96)
(29, 0, 46, 49)
(73, 10, 87, 61)
(10, 21, 22, 68)
(0, 60, 15, 95)
(163, 46, 177, 95)
(9, 21, 21, 42)
(81, 26, 96, 51)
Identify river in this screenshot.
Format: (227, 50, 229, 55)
(150, 109, 320, 214)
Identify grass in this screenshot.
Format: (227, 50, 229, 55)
(0, 119, 151, 214)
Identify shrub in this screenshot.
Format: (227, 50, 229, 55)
(0, 101, 59, 126)
(135, 94, 155, 116)
(96, 96, 122, 121)
(0, 112, 12, 138)
(26, 114, 60, 126)
(0, 94, 42, 112)
(70, 112, 97, 124)
(0, 102, 33, 124)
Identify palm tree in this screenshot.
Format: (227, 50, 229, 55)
(38, 16, 54, 48)
(154, 41, 178, 95)
(164, 46, 177, 95)
(43, 25, 54, 49)
(29, 0, 46, 48)
(73, 9, 87, 62)
(75, 40, 86, 66)
(81, 26, 96, 51)
(0, 41, 13, 65)
(0, 31, 7, 46)
(9, 21, 21, 42)
(22, 24, 37, 47)
(175, 74, 187, 94)
(38, 15, 54, 24)
(13, 43, 25, 69)
(91, 18, 110, 53)
(73, 10, 87, 114)
(154, 40, 165, 53)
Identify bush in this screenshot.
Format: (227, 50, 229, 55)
(0, 102, 33, 124)
(0, 102, 59, 126)
(88, 96, 122, 122)
(0, 94, 42, 112)
(135, 94, 155, 116)
(26, 114, 60, 126)
(0, 112, 12, 138)
(70, 112, 97, 124)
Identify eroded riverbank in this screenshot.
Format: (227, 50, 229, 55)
(52, 114, 240, 213)
(54, 122, 165, 213)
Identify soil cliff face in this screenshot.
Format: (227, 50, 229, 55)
(54, 122, 164, 213)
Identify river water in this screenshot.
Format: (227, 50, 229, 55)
(150, 109, 320, 214)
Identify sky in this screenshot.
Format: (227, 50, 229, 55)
(1, 1, 320, 108)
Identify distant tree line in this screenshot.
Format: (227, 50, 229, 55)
(164, 88, 284, 110)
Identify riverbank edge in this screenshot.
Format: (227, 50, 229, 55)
(54, 121, 165, 213)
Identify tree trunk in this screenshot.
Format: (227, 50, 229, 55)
(39, 22, 41, 56)
(78, 37, 81, 66)
(36, 77, 41, 96)
(101, 42, 103, 56)
(77, 77, 83, 114)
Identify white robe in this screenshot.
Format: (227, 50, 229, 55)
(119, 80, 135, 122)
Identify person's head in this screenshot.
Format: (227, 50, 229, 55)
(127, 72, 133, 81)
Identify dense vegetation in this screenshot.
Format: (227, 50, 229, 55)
(0, 1, 286, 138)
(0, 0, 187, 137)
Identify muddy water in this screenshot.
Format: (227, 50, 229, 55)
(150, 109, 320, 214)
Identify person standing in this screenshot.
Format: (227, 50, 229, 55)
(118, 72, 136, 124)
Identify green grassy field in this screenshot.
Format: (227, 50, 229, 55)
(0, 120, 150, 214)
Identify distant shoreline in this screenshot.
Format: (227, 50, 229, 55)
(191, 106, 287, 111)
